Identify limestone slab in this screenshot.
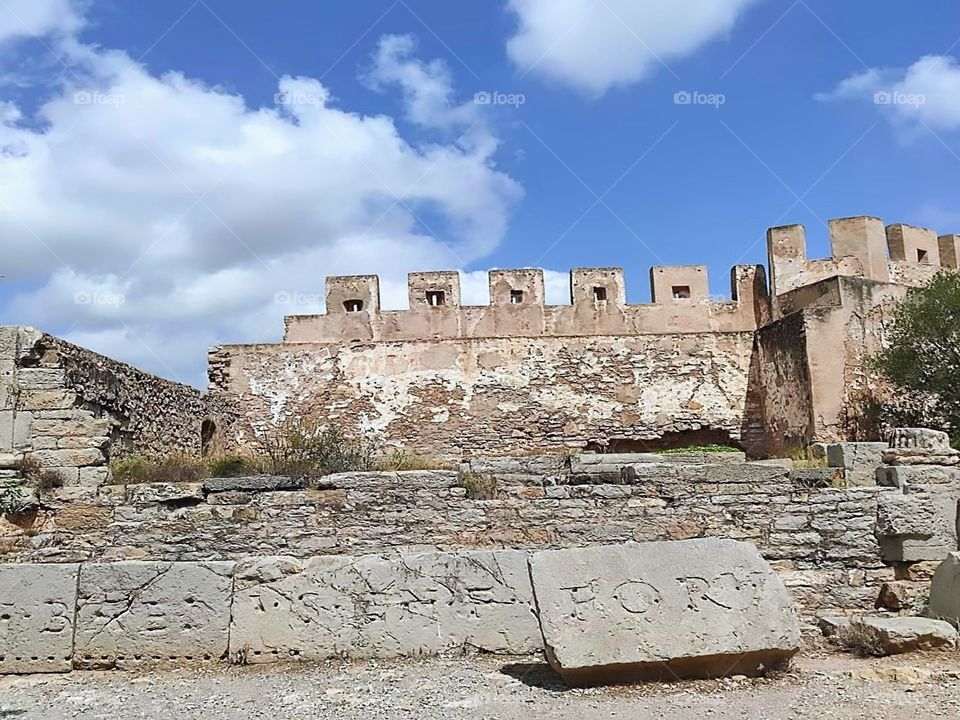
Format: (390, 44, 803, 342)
(74, 561, 234, 668)
(846, 617, 958, 655)
(528, 540, 801, 686)
(930, 552, 960, 625)
(203, 475, 308, 493)
(229, 549, 540, 663)
(876, 492, 958, 562)
(0, 563, 79, 674)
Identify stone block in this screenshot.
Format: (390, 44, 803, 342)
(930, 552, 960, 625)
(883, 448, 960, 466)
(875, 580, 926, 611)
(0, 411, 32, 452)
(528, 540, 801, 686)
(845, 617, 958, 655)
(16, 389, 77, 411)
(0, 563, 79, 674)
(229, 549, 540, 663)
(78, 467, 112, 487)
(825, 442, 886, 485)
(74, 561, 234, 668)
(30, 448, 104, 469)
(889, 428, 952, 450)
(125, 482, 204, 505)
(203, 475, 308, 493)
(876, 492, 958, 562)
(876, 465, 960, 489)
(16, 368, 66, 391)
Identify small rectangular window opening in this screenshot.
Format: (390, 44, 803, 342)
(917, 248, 929, 264)
(672, 285, 691, 299)
(426, 290, 446, 307)
(510, 289, 524, 304)
(592, 286, 607, 302)
(343, 299, 364, 312)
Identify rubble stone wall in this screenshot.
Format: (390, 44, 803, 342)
(0, 463, 897, 616)
(1, 326, 206, 485)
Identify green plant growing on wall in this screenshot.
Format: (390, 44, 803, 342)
(873, 271, 960, 447)
(260, 418, 377, 477)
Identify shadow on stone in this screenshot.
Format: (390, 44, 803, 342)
(500, 662, 568, 691)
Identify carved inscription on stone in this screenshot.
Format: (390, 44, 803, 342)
(229, 550, 541, 663)
(0, 564, 79, 674)
(73, 561, 234, 668)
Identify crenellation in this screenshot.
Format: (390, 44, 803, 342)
(407, 270, 461, 308)
(570, 266, 626, 307)
(325, 274, 380, 315)
(649, 265, 709, 303)
(886, 223, 940, 266)
(938, 234, 960, 269)
(828, 216, 889, 284)
(489, 268, 545, 306)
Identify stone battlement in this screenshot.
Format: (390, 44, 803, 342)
(768, 215, 959, 307)
(283, 264, 769, 343)
(283, 215, 957, 344)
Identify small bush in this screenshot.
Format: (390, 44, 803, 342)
(14, 455, 43, 481)
(835, 620, 885, 657)
(657, 444, 742, 455)
(260, 419, 376, 477)
(459, 471, 499, 500)
(35, 470, 65, 491)
(109, 454, 205, 485)
(208, 455, 258, 478)
(374, 448, 450, 472)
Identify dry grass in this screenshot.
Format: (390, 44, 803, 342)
(458, 471, 499, 500)
(835, 619, 885, 657)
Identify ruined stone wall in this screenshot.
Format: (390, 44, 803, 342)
(0, 463, 895, 615)
(209, 331, 756, 457)
(1, 326, 206, 485)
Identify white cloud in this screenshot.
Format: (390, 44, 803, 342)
(817, 54, 960, 135)
(0, 20, 523, 386)
(505, 0, 759, 95)
(0, 0, 83, 43)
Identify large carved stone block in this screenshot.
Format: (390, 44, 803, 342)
(884, 428, 959, 466)
(74, 561, 234, 668)
(528, 540, 801, 686)
(0, 564, 79, 673)
(876, 492, 958, 562)
(229, 550, 540, 663)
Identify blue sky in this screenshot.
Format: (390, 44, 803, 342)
(1, 0, 959, 386)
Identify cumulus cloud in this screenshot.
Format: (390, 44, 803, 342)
(0, 16, 523, 386)
(0, 0, 84, 43)
(817, 55, 960, 135)
(505, 0, 759, 95)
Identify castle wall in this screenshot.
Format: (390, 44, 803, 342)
(1, 326, 206, 484)
(209, 330, 756, 457)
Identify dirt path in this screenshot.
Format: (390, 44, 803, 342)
(2, 651, 959, 719)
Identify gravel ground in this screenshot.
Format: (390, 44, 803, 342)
(2, 651, 959, 719)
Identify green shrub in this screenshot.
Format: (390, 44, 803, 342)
(656, 444, 741, 454)
(873, 272, 960, 447)
(260, 419, 376, 477)
(208, 455, 257, 478)
(109, 454, 206, 485)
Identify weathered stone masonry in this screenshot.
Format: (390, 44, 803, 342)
(1, 326, 205, 485)
(210, 216, 960, 458)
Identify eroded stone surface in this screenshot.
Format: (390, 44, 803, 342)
(0, 563, 78, 673)
(875, 492, 958, 562)
(528, 540, 801, 686)
(930, 552, 960, 625)
(229, 550, 540, 663)
(846, 616, 958, 655)
(74, 561, 234, 668)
